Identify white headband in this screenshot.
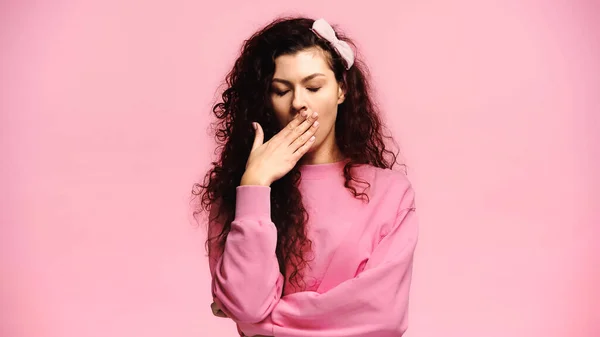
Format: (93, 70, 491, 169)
(310, 18, 355, 70)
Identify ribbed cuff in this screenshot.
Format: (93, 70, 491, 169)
(235, 185, 271, 220)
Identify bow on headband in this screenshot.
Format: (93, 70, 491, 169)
(311, 18, 355, 70)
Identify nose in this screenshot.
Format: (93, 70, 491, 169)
(291, 88, 308, 115)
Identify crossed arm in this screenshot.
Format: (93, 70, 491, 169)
(208, 185, 418, 337)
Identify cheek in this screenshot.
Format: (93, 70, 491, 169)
(314, 111, 338, 138)
(310, 92, 336, 115)
(274, 113, 289, 128)
(270, 101, 289, 126)
(311, 96, 339, 134)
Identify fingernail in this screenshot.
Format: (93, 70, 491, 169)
(313, 121, 319, 127)
(312, 112, 318, 118)
(252, 122, 257, 130)
(301, 111, 308, 117)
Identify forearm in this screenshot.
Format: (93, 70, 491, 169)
(211, 185, 283, 323)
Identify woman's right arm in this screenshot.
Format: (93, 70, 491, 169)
(208, 185, 283, 324)
(208, 110, 320, 324)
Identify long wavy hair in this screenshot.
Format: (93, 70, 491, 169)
(192, 16, 403, 291)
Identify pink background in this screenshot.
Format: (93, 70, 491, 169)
(1, 0, 598, 336)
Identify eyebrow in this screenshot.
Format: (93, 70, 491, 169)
(271, 73, 326, 86)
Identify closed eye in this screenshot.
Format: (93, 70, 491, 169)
(273, 87, 321, 96)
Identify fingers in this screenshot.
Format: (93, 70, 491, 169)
(288, 116, 319, 152)
(277, 111, 316, 141)
(251, 122, 264, 151)
(279, 111, 308, 137)
(284, 111, 319, 145)
(292, 133, 316, 160)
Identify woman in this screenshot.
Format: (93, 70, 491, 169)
(193, 16, 419, 337)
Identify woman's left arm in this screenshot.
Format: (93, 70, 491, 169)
(225, 187, 419, 337)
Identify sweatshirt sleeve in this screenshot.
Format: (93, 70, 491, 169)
(239, 185, 419, 337)
(208, 185, 284, 324)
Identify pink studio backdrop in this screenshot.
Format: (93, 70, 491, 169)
(1, 1, 598, 336)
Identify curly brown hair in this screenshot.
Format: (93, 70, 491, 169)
(192, 16, 403, 292)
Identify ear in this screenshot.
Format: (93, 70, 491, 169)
(337, 82, 346, 104)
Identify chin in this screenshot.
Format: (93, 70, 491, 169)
(307, 138, 323, 153)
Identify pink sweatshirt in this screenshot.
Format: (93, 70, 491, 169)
(208, 160, 419, 337)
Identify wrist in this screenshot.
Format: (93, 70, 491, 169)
(240, 173, 271, 187)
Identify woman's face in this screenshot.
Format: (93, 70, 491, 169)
(269, 47, 345, 152)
